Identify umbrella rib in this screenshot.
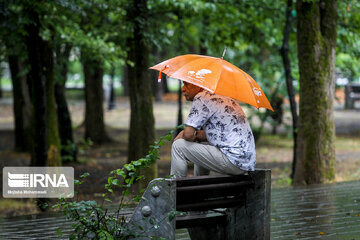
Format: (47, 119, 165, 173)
(215, 58, 225, 91)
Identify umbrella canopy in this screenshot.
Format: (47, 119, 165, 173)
(150, 54, 274, 111)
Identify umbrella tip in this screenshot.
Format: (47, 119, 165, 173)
(221, 47, 227, 59)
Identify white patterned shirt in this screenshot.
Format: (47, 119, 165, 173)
(185, 91, 256, 171)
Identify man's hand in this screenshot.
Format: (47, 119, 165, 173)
(174, 130, 184, 141)
(181, 126, 208, 142)
(196, 130, 207, 142)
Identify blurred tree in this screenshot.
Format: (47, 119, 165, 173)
(270, 93, 284, 135)
(82, 53, 111, 144)
(78, 1, 112, 144)
(280, 0, 298, 179)
(1, 2, 34, 152)
(0, 71, 2, 99)
(294, 0, 337, 185)
(54, 43, 77, 161)
(0, 45, 3, 99)
(176, 12, 185, 133)
(1, 0, 62, 166)
(107, 67, 116, 110)
(71, 0, 127, 144)
(122, 66, 129, 96)
(8, 54, 33, 152)
(126, 0, 156, 186)
(24, 4, 58, 166)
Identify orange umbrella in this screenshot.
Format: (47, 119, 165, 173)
(150, 54, 274, 111)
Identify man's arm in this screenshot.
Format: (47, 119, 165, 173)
(182, 126, 207, 142)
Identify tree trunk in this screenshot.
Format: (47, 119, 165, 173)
(8, 55, 33, 152)
(151, 50, 163, 102)
(25, 16, 48, 167)
(0, 71, 2, 99)
(122, 66, 129, 96)
(44, 41, 62, 166)
(55, 44, 77, 162)
(280, 0, 298, 179)
(294, 0, 337, 185)
(176, 12, 185, 132)
(108, 68, 116, 110)
(82, 56, 111, 144)
(151, 69, 163, 102)
(177, 81, 183, 132)
(126, 0, 156, 187)
(161, 73, 169, 94)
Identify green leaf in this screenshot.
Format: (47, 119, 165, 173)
(133, 161, 141, 166)
(133, 195, 141, 202)
(164, 134, 172, 141)
(80, 172, 90, 178)
(116, 169, 126, 178)
(74, 180, 82, 185)
(111, 179, 121, 186)
(108, 177, 114, 184)
(124, 164, 135, 171)
(122, 189, 130, 196)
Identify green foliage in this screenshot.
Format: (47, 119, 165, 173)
(337, 0, 360, 81)
(55, 125, 183, 239)
(78, 138, 93, 154)
(61, 140, 77, 163)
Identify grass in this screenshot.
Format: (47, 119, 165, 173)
(257, 134, 360, 151)
(335, 136, 360, 151)
(256, 134, 360, 188)
(0, 199, 39, 218)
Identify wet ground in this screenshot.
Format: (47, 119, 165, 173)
(0, 180, 359, 239)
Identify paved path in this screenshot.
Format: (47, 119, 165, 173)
(271, 181, 360, 240)
(1, 180, 360, 239)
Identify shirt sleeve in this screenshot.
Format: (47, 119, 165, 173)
(185, 97, 211, 129)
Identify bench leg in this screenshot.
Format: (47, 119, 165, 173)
(188, 224, 226, 240)
(225, 169, 271, 240)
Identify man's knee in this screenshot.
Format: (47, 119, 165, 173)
(172, 139, 187, 152)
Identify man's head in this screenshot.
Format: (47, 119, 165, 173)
(182, 82, 203, 101)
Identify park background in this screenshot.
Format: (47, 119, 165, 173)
(0, 0, 360, 237)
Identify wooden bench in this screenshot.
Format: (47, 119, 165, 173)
(127, 169, 271, 240)
(345, 83, 360, 109)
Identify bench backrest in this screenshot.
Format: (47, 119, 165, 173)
(176, 174, 254, 211)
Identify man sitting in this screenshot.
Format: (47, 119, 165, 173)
(171, 82, 256, 178)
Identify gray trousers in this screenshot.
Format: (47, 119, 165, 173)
(170, 139, 246, 178)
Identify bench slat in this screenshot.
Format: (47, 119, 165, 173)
(176, 212, 226, 229)
(176, 174, 252, 187)
(177, 196, 245, 211)
(177, 180, 253, 193)
(177, 181, 252, 206)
